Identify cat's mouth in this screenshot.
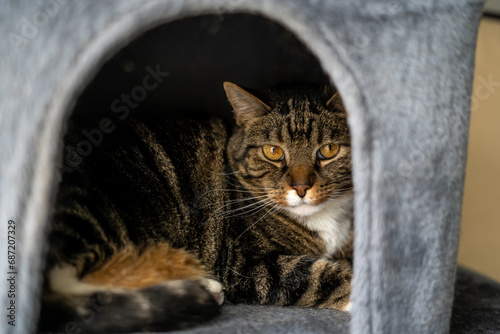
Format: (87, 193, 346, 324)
(282, 190, 324, 217)
(285, 202, 323, 217)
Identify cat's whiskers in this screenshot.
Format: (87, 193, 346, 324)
(232, 203, 279, 243)
(226, 181, 277, 192)
(225, 202, 281, 279)
(313, 180, 354, 202)
(216, 199, 275, 220)
(198, 194, 270, 210)
(208, 197, 275, 221)
(323, 181, 353, 190)
(327, 189, 354, 200)
(195, 188, 268, 205)
(322, 179, 353, 190)
(322, 186, 353, 195)
(220, 196, 274, 215)
(219, 175, 276, 190)
(323, 177, 353, 187)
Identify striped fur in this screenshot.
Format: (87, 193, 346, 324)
(39, 83, 353, 332)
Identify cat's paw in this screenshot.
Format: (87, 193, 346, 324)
(200, 278, 225, 305)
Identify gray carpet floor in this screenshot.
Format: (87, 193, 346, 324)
(170, 267, 500, 334)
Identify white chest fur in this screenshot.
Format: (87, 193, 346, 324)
(291, 195, 353, 256)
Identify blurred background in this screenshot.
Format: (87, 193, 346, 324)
(458, 0, 500, 282)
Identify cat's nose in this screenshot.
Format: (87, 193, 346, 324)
(292, 184, 311, 198)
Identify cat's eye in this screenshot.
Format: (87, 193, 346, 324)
(317, 144, 340, 160)
(262, 145, 284, 161)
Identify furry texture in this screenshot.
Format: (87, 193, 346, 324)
(0, 1, 485, 334)
(39, 84, 353, 332)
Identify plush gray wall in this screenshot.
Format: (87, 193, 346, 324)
(0, 1, 484, 333)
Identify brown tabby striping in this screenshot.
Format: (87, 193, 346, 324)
(39, 82, 354, 333)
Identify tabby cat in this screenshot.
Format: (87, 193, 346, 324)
(39, 82, 353, 332)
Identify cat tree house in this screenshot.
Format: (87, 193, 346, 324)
(1, 0, 499, 333)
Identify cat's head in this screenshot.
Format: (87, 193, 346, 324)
(225, 82, 352, 219)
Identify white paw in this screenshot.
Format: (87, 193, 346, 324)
(343, 301, 352, 312)
(201, 278, 225, 305)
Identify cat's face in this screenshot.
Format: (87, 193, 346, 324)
(225, 82, 352, 218)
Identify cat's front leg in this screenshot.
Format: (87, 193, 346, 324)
(226, 254, 351, 311)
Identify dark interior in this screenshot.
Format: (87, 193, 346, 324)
(72, 13, 330, 124)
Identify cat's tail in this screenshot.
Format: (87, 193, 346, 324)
(37, 265, 223, 333)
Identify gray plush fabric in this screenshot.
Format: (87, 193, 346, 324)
(0, 1, 487, 334)
(172, 267, 500, 334)
(172, 305, 351, 334)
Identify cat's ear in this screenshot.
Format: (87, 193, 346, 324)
(224, 82, 271, 127)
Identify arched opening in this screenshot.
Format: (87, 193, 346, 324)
(43, 13, 349, 332)
(58, 13, 332, 175)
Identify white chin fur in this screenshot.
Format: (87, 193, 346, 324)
(284, 203, 323, 216)
(285, 190, 320, 216)
(284, 190, 353, 256)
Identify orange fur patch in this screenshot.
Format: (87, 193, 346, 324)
(82, 243, 208, 289)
